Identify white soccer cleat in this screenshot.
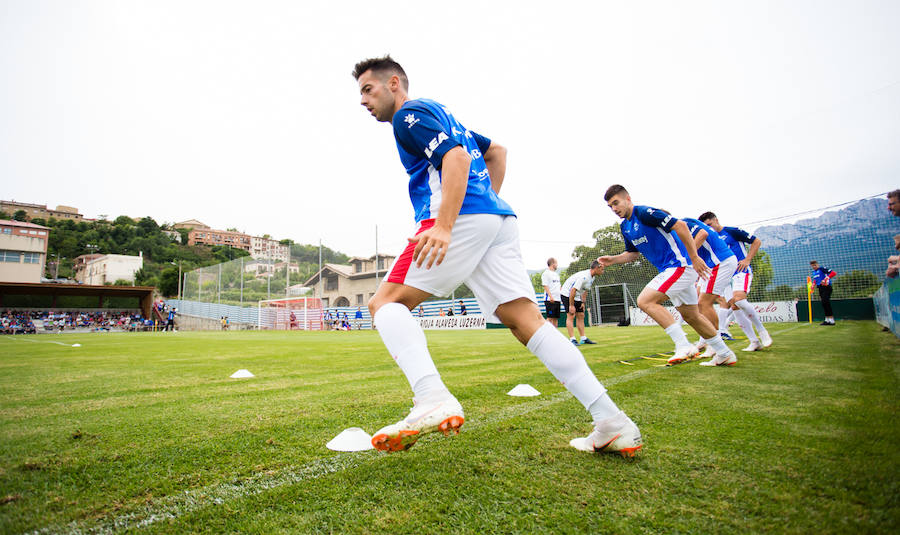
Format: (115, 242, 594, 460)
(700, 345, 717, 358)
(759, 331, 773, 348)
(742, 340, 761, 352)
(370, 395, 465, 452)
(667, 345, 699, 365)
(695, 339, 707, 351)
(569, 411, 643, 458)
(699, 351, 738, 367)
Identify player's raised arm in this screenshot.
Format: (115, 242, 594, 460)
(482, 142, 507, 194)
(598, 252, 640, 266)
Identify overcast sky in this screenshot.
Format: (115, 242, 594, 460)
(2, 0, 898, 269)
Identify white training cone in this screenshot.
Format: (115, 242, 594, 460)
(71, 344, 81, 348)
(507, 384, 541, 397)
(326, 427, 374, 452)
(230, 369, 255, 378)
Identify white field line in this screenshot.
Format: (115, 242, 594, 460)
(2, 338, 77, 346)
(24, 366, 665, 535)
(24, 322, 809, 535)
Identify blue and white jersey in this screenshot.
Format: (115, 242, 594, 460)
(392, 98, 515, 223)
(620, 206, 689, 272)
(683, 217, 735, 268)
(811, 266, 837, 286)
(720, 226, 757, 273)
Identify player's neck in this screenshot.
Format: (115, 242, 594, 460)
(624, 205, 634, 219)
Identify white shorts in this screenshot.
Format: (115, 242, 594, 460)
(732, 270, 753, 294)
(645, 266, 699, 307)
(702, 256, 738, 297)
(385, 214, 536, 323)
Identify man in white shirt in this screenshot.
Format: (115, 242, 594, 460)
(541, 257, 561, 327)
(561, 261, 603, 345)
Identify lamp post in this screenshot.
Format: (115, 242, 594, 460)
(170, 260, 182, 300)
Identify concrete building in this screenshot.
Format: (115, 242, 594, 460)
(74, 253, 144, 285)
(0, 220, 50, 283)
(250, 236, 289, 262)
(173, 219, 210, 231)
(303, 255, 396, 307)
(1, 200, 83, 221)
(187, 228, 252, 251)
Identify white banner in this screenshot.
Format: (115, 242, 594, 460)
(418, 314, 486, 330)
(629, 301, 798, 326)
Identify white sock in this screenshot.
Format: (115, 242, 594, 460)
(526, 323, 611, 411)
(733, 309, 759, 342)
(580, 335, 587, 341)
(706, 334, 731, 356)
(588, 394, 621, 423)
(736, 299, 766, 334)
(717, 308, 732, 333)
(664, 323, 691, 349)
(374, 303, 448, 398)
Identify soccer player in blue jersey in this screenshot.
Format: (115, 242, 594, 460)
(353, 56, 641, 456)
(598, 185, 738, 366)
(699, 212, 773, 349)
(681, 217, 741, 359)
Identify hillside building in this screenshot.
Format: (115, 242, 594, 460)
(74, 253, 144, 285)
(0, 219, 50, 283)
(1, 200, 83, 221)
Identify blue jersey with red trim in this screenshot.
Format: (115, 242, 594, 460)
(683, 218, 735, 268)
(811, 267, 837, 286)
(391, 98, 515, 223)
(720, 226, 757, 273)
(620, 206, 689, 272)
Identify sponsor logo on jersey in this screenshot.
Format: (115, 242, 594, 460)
(424, 131, 449, 158)
(632, 236, 649, 246)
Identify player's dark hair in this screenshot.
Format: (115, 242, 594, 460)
(352, 55, 409, 90)
(604, 184, 628, 201)
(888, 190, 900, 200)
(590, 260, 601, 270)
(698, 211, 716, 222)
(809, 260, 818, 265)
(547, 257, 556, 267)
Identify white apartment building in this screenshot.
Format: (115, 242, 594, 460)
(75, 253, 144, 285)
(250, 236, 290, 263)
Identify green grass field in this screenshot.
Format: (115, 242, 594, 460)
(1, 321, 898, 534)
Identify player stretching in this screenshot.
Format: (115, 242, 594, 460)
(353, 56, 641, 456)
(698, 212, 772, 350)
(681, 217, 739, 360)
(561, 262, 602, 345)
(598, 185, 738, 366)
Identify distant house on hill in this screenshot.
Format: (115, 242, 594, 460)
(303, 255, 395, 307)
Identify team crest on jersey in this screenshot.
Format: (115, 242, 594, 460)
(632, 222, 639, 231)
(404, 114, 419, 128)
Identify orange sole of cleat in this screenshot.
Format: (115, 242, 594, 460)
(438, 415, 465, 436)
(371, 430, 419, 452)
(666, 358, 685, 366)
(617, 445, 643, 458)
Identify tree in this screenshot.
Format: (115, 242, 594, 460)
(13, 210, 27, 221)
(0, 210, 9, 220)
(832, 270, 881, 298)
(565, 223, 656, 291)
(748, 250, 774, 297)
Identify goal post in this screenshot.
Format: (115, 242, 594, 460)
(258, 297, 324, 331)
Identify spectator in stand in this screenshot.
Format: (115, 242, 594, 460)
(810, 261, 837, 325)
(418, 306, 424, 318)
(355, 307, 364, 329)
(447, 306, 454, 316)
(458, 300, 467, 315)
(438, 307, 445, 317)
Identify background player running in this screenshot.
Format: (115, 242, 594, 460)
(681, 216, 739, 358)
(699, 212, 773, 350)
(353, 56, 641, 456)
(598, 185, 738, 367)
(560, 262, 602, 345)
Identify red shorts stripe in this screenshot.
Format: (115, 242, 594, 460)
(386, 219, 436, 285)
(743, 273, 750, 292)
(658, 266, 686, 293)
(705, 264, 719, 294)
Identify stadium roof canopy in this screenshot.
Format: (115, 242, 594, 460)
(0, 282, 155, 318)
